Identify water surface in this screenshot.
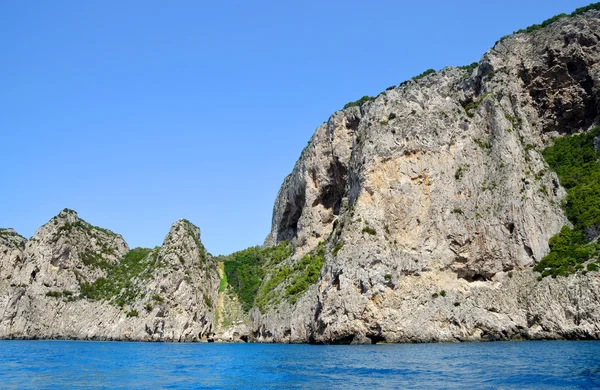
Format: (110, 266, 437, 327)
(1, 340, 599, 388)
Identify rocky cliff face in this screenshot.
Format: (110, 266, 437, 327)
(0, 210, 219, 341)
(2, 9, 600, 344)
(251, 10, 600, 343)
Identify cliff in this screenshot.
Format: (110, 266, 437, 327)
(0, 210, 219, 341)
(249, 8, 600, 343)
(2, 6, 600, 344)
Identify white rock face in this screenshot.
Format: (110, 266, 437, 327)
(252, 11, 600, 343)
(140, 219, 219, 341)
(0, 211, 219, 341)
(0, 229, 27, 282)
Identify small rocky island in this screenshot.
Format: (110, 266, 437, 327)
(2, 5, 600, 343)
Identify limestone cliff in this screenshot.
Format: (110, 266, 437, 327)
(250, 9, 600, 343)
(0, 210, 219, 341)
(2, 7, 600, 344)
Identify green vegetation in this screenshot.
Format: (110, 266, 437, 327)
(440, 290, 446, 297)
(332, 241, 344, 256)
(516, 2, 600, 35)
(341, 3, 600, 118)
(223, 241, 293, 311)
(413, 69, 436, 80)
(343, 95, 374, 110)
(399, 68, 438, 88)
(535, 226, 598, 277)
(451, 208, 463, 214)
(572, 2, 600, 14)
(458, 62, 478, 73)
(45, 290, 75, 301)
(50, 216, 121, 268)
(505, 113, 520, 133)
(516, 13, 569, 34)
(283, 245, 326, 304)
(0, 228, 25, 240)
(362, 226, 377, 235)
(56, 219, 117, 239)
(126, 310, 139, 317)
(455, 164, 469, 180)
(535, 126, 600, 277)
(151, 294, 164, 303)
(218, 262, 228, 293)
(46, 291, 62, 298)
(496, 2, 600, 44)
(505, 113, 520, 128)
(0, 232, 25, 249)
(464, 93, 490, 118)
(473, 137, 492, 150)
(81, 248, 113, 269)
(180, 219, 205, 254)
(253, 243, 326, 310)
(79, 247, 163, 307)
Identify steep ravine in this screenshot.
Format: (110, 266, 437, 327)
(2, 6, 600, 343)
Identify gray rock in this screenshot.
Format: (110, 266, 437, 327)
(0, 212, 219, 341)
(252, 11, 600, 343)
(2, 11, 600, 344)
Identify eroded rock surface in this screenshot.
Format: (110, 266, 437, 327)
(252, 11, 600, 343)
(2, 10, 600, 344)
(0, 211, 219, 341)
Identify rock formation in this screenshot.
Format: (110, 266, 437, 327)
(250, 9, 600, 343)
(0, 210, 219, 341)
(2, 7, 600, 343)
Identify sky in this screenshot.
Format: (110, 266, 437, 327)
(0, 0, 592, 255)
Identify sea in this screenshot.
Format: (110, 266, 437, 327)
(0, 340, 599, 388)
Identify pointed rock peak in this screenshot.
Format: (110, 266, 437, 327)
(55, 208, 80, 223)
(32, 208, 124, 247)
(174, 218, 196, 226)
(30, 208, 82, 238)
(162, 218, 203, 251)
(172, 218, 201, 237)
(0, 228, 27, 247)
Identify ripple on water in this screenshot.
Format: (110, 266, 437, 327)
(0, 340, 600, 388)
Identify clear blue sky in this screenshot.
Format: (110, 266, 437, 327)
(0, 0, 591, 255)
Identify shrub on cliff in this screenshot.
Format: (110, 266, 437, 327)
(515, 3, 600, 35)
(223, 241, 293, 311)
(78, 247, 162, 306)
(284, 245, 326, 304)
(413, 68, 436, 80)
(536, 126, 600, 277)
(343, 95, 373, 110)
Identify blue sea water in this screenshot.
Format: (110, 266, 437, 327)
(1, 340, 599, 389)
